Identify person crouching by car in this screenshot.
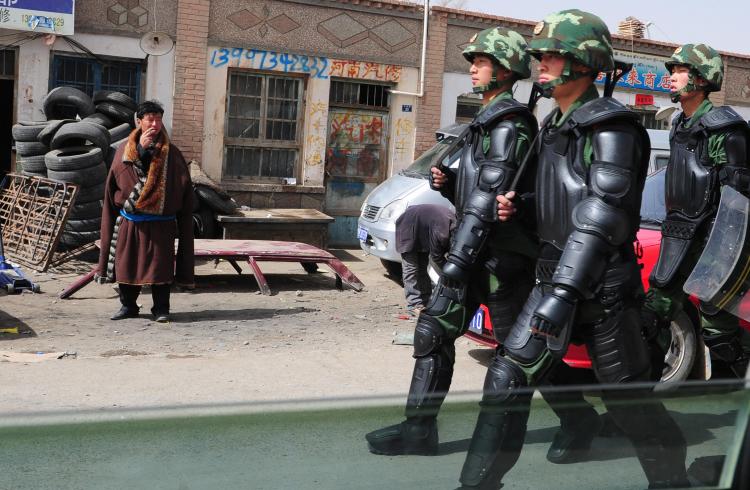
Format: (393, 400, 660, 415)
(395, 204, 455, 317)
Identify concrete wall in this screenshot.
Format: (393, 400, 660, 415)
(15, 32, 175, 128)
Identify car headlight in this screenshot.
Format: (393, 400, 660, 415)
(379, 199, 407, 223)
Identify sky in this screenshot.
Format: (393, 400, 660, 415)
(453, 0, 747, 55)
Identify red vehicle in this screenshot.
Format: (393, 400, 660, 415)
(465, 167, 750, 381)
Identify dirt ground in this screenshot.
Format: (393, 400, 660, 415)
(0, 249, 493, 414)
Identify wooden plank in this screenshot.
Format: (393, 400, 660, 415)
(216, 208, 334, 224)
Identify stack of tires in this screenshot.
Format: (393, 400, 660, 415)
(12, 122, 50, 177)
(10, 86, 137, 256)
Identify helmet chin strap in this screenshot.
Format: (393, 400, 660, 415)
(472, 65, 502, 94)
(670, 71, 698, 103)
(537, 58, 591, 98)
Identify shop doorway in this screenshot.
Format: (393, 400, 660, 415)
(325, 80, 390, 246)
(0, 49, 16, 176)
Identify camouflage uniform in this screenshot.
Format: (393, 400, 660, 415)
(365, 27, 538, 458)
(644, 44, 750, 378)
(457, 11, 689, 489)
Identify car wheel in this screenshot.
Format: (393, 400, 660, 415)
(660, 309, 698, 382)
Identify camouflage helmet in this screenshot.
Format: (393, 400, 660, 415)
(527, 9, 614, 73)
(665, 43, 723, 92)
(462, 27, 532, 81)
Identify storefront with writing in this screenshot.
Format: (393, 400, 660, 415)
(202, 45, 419, 245)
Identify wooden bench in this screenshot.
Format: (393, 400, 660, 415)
(58, 239, 364, 298)
(216, 209, 334, 249)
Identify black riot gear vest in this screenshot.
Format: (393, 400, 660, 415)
(535, 98, 646, 251)
(650, 106, 750, 288)
(453, 98, 537, 215)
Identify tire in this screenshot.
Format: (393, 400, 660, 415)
(660, 309, 698, 382)
(17, 155, 47, 174)
(82, 112, 115, 129)
(192, 207, 217, 238)
(93, 90, 137, 111)
(15, 140, 49, 157)
(48, 161, 107, 187)
(68, 200, 103, 220)
(195, 185, 238, 215)
(50, 121, 111, 156)
(60, 230, 99, 247)
(43, 86, 95, 120)
(109, 123, 132, 142)
(96, 101, 135, 125)
(37, 119, 76, 146)
(76, 181, 106, 204)
(12, 123, 46, 142)
(380, 259, 403, 281)
(21, 169, 47, 178)
(65, 217, 102, 233)
(45, 146, 103, 171)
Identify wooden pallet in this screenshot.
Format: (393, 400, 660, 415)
(0, 173, 77, 271)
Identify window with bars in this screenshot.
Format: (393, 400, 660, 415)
(224, 70, 304, 181)
(0, 49, 15, 78)
(50, 54, 142, 101)
(329, 80, 389, 109)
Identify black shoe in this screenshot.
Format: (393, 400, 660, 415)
(546, 411, 603, 464)
(111, 306, 139, 320)
(153, 313, 169, 323)
(365, 419, 438, 455)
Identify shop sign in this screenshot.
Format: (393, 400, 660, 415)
(595, 50, 671, 93)
(0, 0, 74, 36)
(635, 94, 655, 106)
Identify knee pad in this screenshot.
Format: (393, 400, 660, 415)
(413, 314, 446, 358)
(483, 356, 528, 405)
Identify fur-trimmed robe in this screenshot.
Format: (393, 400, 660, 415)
(97, 128, 195, 286)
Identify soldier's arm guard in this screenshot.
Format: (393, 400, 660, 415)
(442, 121, 518, 283)
(719, 129, 750, 195)
(551, 127, 639, 300)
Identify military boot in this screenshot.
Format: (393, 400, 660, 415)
(365, 417, 438, 455)
(545, 406, 602, 464)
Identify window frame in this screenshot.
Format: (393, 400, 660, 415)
(222, 68, 307, 183)
(49, 52, 144, 102)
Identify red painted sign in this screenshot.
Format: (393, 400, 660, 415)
(635, 94, 654, 106)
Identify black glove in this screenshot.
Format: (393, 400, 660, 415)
(530, 286, 578, 338)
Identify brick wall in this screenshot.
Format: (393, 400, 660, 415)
(414, 11, 448, 158)
(172, 0, 210, 163)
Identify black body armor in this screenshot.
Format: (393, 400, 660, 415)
(442, 98, 537, 283)
(650, 106, 750, 287)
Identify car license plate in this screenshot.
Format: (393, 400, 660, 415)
(468, 308, 484, 334)
(357, 226, 368, 242)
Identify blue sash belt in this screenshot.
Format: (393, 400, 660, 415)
(119, 209, 176, 222)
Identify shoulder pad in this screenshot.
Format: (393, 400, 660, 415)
(473, 98, 529, 129)
(700, 106, 748, 132)
(568, 97, 637, 129)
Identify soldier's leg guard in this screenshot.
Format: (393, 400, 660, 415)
(588, 305, 690, 488)
(703, 330, 749, 378)
(366, 313, 454, 456)
(458, 356, 532, 490)
(540, 364, 602, 464)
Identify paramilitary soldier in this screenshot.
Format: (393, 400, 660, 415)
(457, 10, 690, 489)
(642, 43, 750, 378)
(365, 26, 539, 457)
